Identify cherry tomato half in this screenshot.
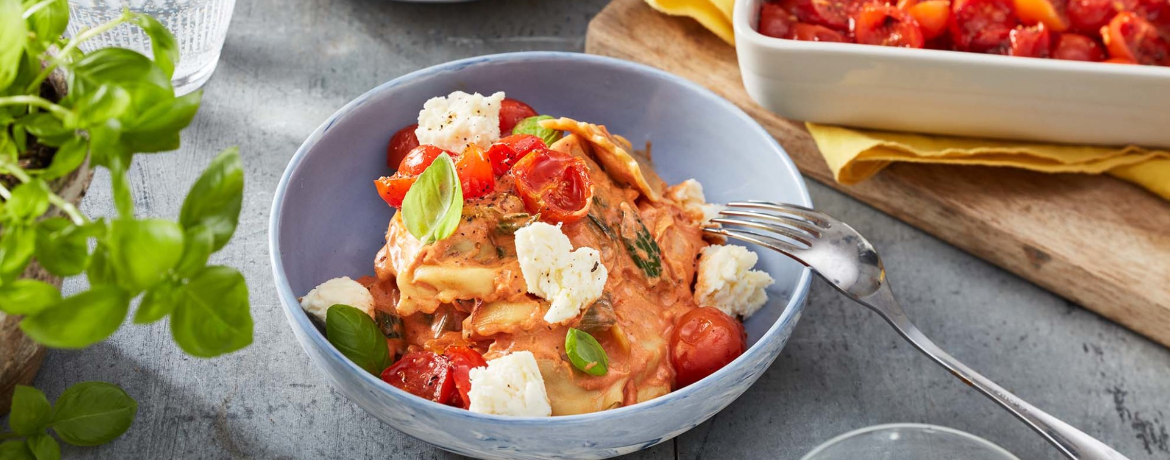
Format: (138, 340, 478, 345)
(399, 145, 451, 176)
(669, 307, 746, 389)
(789, 22, 850, 41)
(381, 351, 456, 404)
(386, 124, 420, 169)
(1051, 32, 1106, 60)
(1103, 11, 1170, 65)
(455, 145, 495, 199)
(908, 1, 953, 41)
(854, 4, 926, 48)
(1009, 23, 1052, 57)
(511, 148, 594, 224)
(1067, 0, 1119, 33)
(499, 98, 538, 135)
(950, 0, 1017, 52)
(487, 134, 548, 176)
(794, 0, 860, 30)
(375, 175, 416, 208)
(760, 1, 800, 38)
(444, 346, 488, 410)
(1014, 0, 1070, 31)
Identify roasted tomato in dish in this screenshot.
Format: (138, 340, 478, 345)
(1008, 23, 1052, 56)
(790, 23, 850, 41)
(759, 1, 800, 37)
(670, 307, 747, 389)
(386, 124, 420, 169)
(444, 346, 488, 410)
(854, 4, 926, 47)
(1013, 0, 1070, 31)
(512, 148, 594, 224)
(376, 144, 493, 207)
(381, 351, 456, 404)
(1102, 11, 1170, 65)
(950, 0, 1018, 52)
(455, 145, 495, 199)
(487, 134, 548, 175)
(906, 0, 953, 41)
(1051, 32, 1106, 60)
(1067, 0, 1120, 33)
(794, 0, 860, 30)
(499, 98, 538, 135)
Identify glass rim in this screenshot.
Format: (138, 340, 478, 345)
(800, 423, 1022, 460)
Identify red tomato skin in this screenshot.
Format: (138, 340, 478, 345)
(853, 4, 927, 48)
(399, 145, 453, 176)
(511, 148, 595, 224)
(760, 1, 800, 38)
(499, 98, 538, 135)
(908, 1, 954, 41)
(950, 0, 1018, 52)
(670, 307, 747, 389)
(790, 23, 850, 41)
(1067, 0, 1119, 33)
(793, 0, 859, 30)
(387, 124, 420, 169)
(487, 134, 548, 176)
(1103, 11, 1170, 64)
(455, 145, 495, 199)
(1051, 32, 1107, 60)
(1009, 23, 1053, 57)
(375, 176, 415, 208)
(1013, 0, 1071, 32)
(380, 351, 456, 404)
(444, 347, 488, 410)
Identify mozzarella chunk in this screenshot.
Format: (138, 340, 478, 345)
(300, 276, 375, 322)
(415, 91, 505, 152)
(514, 222, 607, 325)
(694, 245, 774, 318)
(468, 351, 552, 417)
(667, 179, 723, 226)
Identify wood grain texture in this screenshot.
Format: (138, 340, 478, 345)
(585, 0, 1170, 348)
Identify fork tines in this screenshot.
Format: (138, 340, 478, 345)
(704, 201, 829, 252)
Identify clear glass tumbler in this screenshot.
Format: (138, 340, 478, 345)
(66, 0, 237, 95)
(801, 424, 1021, 460)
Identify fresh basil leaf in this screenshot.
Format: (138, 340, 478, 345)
(133, 279, 178, 325)
(73, 84, 132, 126)
(0, 225, 35, 280)
(34, 217, 90, 276)
(19, 113, 74, 148)
(325, 304, 393, 375)
(38, 137, 86, 180)
(170, 266, 252, 357)
(178, 147, 243, 251)
(0, 129, 16, 164)
(401, 153, 463, 245)
(20, 286, 130, 349)
(22, 0, 67, 52)
(0, 440, 34, 460)
(130, 13, 178, 80)
(25, 435, 59, 460)
(4, 180, 50, 222)
(0, 279, 61, 315)
(106, 219, 184, 293)
(9, 385, 51, 436)
(565, 328, 609, 376)
(511, 115, 562, 146)
(49, 381, 137, 446)
(67, 48, 170, 97)
(85, 242, 116, 287)
(174, 224, 214, 278)
(0, 0, 27, 92)
(120, 91, 201, 153)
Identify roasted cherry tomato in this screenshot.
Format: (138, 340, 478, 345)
(1133, 0, 1170, 32)
(1051, 32, 1106, 60)
(386, 124, 419, 169)
(455, 145, 495, 199)
(511, 148, 594, 223)
(794, 0, 860, 30)
(381, 351, 456, 404)
(499, 98, 538, 135)
(1102, 11, 1170, 65)
(669, 307, 746, 389)
(1067, 0, 1119, 33)
(789, 22, 850, 41)
(854, 4, 926, 47)
(399, 145, 451, 176)
(444, 346, 488, 410)
(375, 175, 416, 208)
(487, 134, 548, 175)
(1014, 0, 1070, 31)
(1009, 23, 1052, 57)
(759, 1, 800, 38)
(950, 0, 1017, 52)
(907, 1, 953, 41)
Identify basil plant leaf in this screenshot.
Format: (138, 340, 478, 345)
(49, 381, 137, 446)
(401, 153, 463, 245)
(0, 440, 34, 460)
(34, 217, 91, 277)
(133, 279, 178, 325)
(22, 0, 68, 50)
(120, 91, 201, 153)
(67, 47, 171, 97)
(565, 328, 609, 376)
(325, 304, 393, 375)
(0, 279, 61, 316)
(511, 115, 562, 146)
(73, 84, 132, 127)
(173, 224, 215, 279)
(9, 385, 52, 437)
(20, 286, 130, 349)
(0, 0, 27, 92)
(25, 435, 59, 460)
(39, 137, 87, 180)
(106, 219, 185, 293)
(170, 266, 253, 357)
(18, 113, 74, 148)
(0, 225, 36, 281)
(130, 13, 178, 80)
(4, 179, 50, 222)
(179, 147, 243, 251)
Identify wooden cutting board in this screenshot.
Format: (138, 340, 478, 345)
(585, 0, 1170, 348)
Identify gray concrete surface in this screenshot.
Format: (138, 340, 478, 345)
(16, 0, 1170, 458)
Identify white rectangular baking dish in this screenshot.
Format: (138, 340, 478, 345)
(734, 0, 1170, 148)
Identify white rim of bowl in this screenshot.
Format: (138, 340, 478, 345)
(269, 51, 813, 424)
(799, 423, 1023, 460)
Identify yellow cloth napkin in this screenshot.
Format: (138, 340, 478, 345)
(644, 0, 1170, 201)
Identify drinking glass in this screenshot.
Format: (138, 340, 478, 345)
(66, 0, 238, 95)
(802, 424, 1021, 460)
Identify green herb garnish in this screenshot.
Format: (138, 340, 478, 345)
(621, 211, 662, 278)
(326, 304, 394, 375)
(511, 114, 562, 146)
(565, 328, 609, 376)
(401, 153, 463, 245)
(3, 381, 138, 455)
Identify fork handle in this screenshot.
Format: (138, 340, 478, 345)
(861, 285, 1131, 460)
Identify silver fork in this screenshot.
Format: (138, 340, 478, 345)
(705, 201, 1130, 460)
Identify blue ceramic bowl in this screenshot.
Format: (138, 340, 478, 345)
(269, 52, 812, 460)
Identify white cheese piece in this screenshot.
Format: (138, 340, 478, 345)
(514, 222, 607, 325)
(467, 351, 552, 417)
(667, 179, 723, 226)
(694, 245, 774, 318)
(300, 276, 375, 322)
(414, 91, 505, 153)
